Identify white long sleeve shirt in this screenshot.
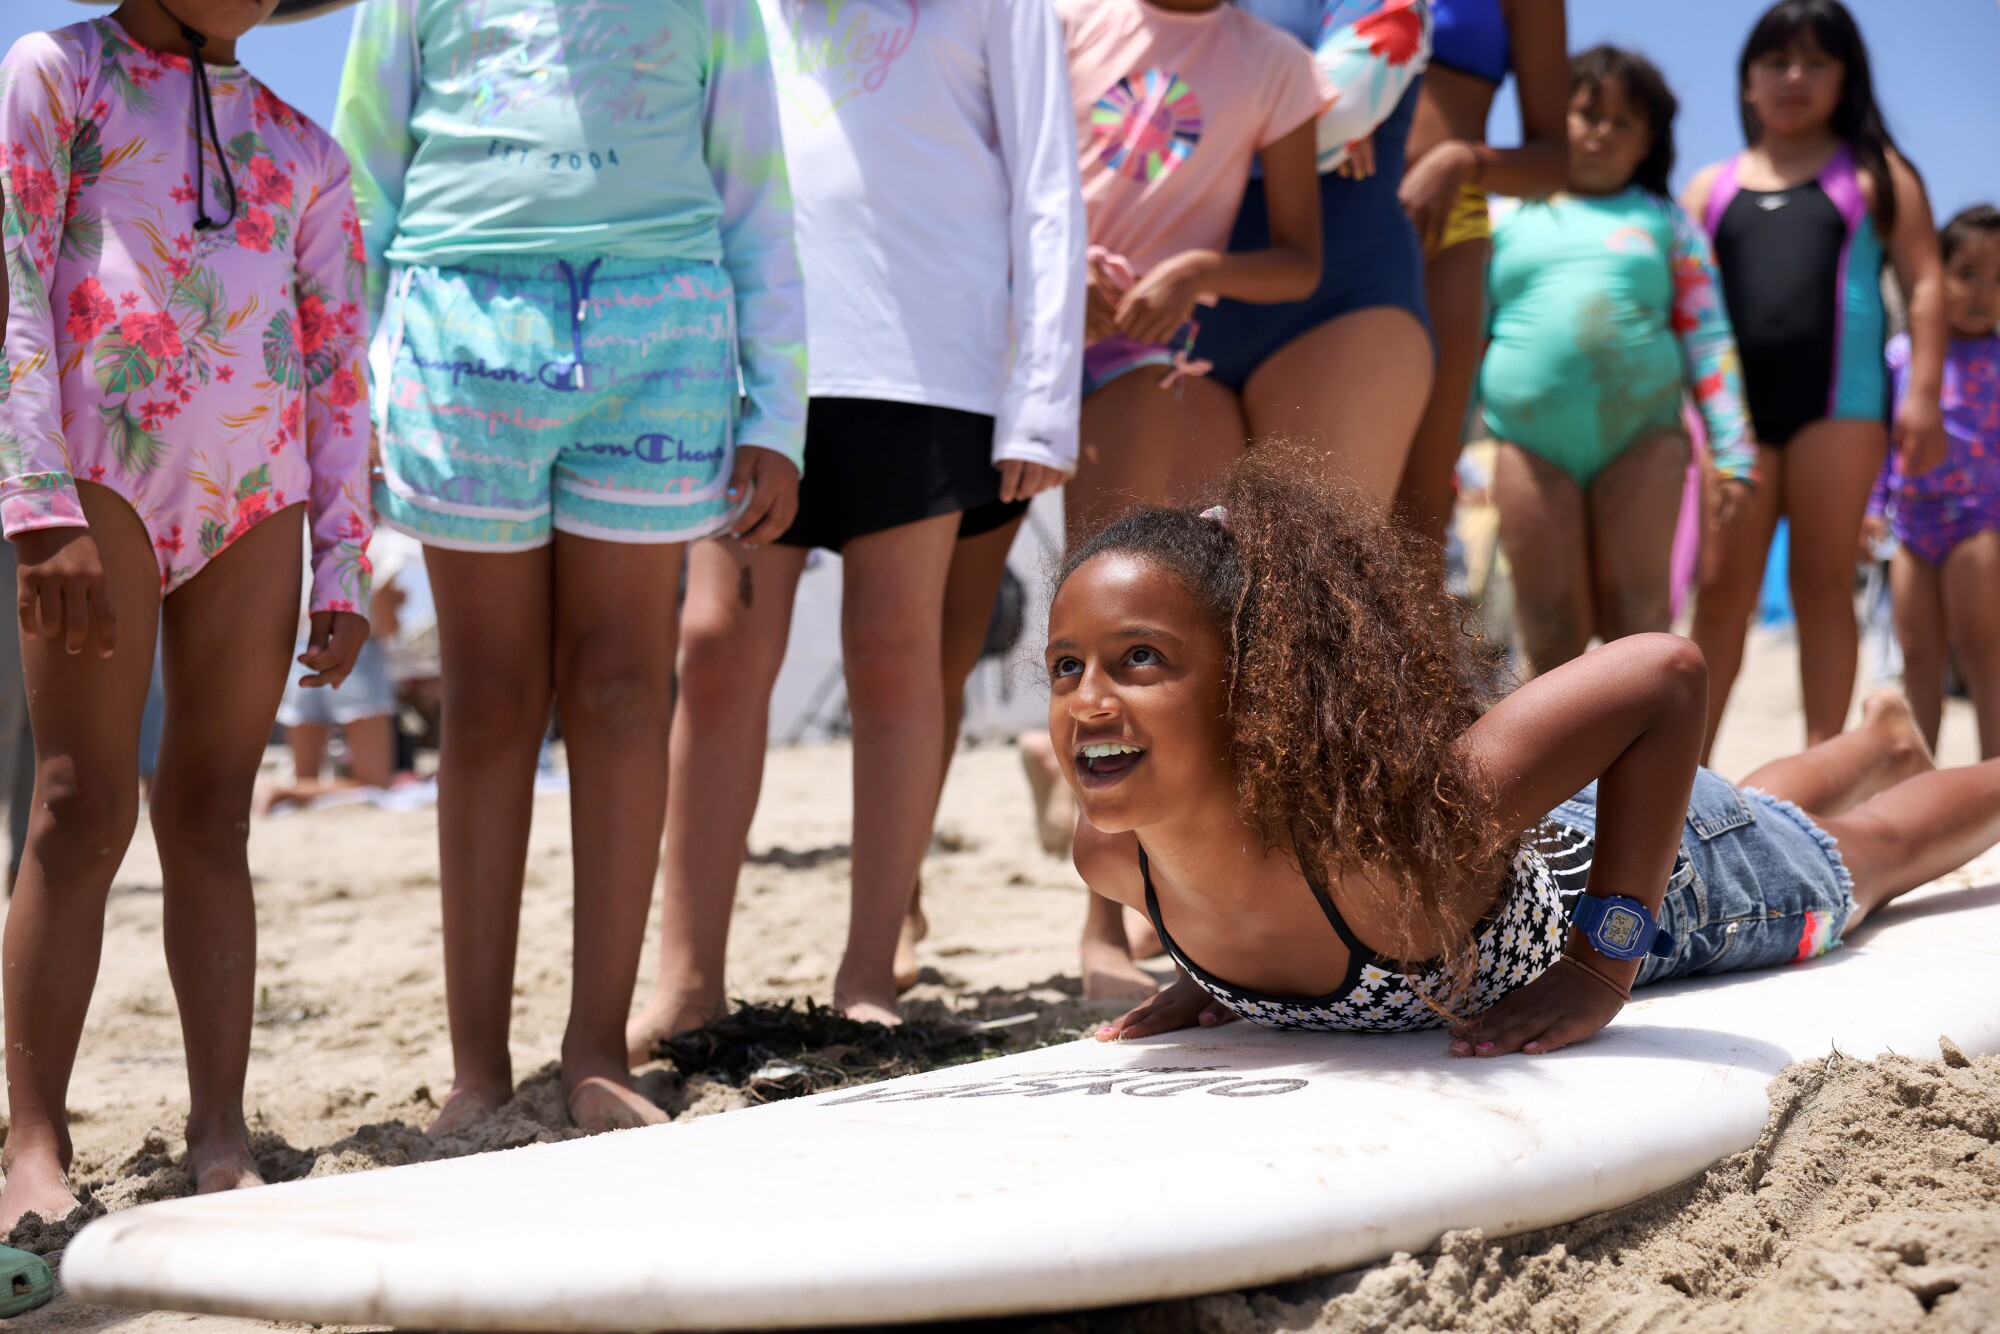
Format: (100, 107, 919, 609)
(757, 0, 1087, 471)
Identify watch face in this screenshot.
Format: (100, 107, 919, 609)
(1601, 906, 1644, 950)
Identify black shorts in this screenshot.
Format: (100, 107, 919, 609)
(777, 399, 1027, 551)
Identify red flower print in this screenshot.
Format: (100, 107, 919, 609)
(246, 157, 294, 209)
(174, 232, 194, 253)
(235, 206, 277, 253)
(155, 525, 185, 555)
(282, 399, 304, 438)
(120, 312, 185, 361)
(119, 292, 140, 309)
(8, 163, 58, 219)
(217, 365, 235, 384)
(297, 294, 329, 355)
(341, 213, 366, 263)
(65, 278, 116, 343)
(85, 464, 106, 482)
(324, 598, 356, 614)
(325, 367, 361, 408)
(338, 512, 368, 542)
(228, 489, 274, 542)
(1356, 1, 1424, 66)
(166, 256, 191, 281)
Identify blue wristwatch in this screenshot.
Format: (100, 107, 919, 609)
(1569, 894, 1676, 962)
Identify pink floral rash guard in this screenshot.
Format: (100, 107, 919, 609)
(1, 19, 372, 613)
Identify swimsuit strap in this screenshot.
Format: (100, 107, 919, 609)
(1815, 142, 1869, 231)
(1702, 154, 1742, 237)
(1136, 844, 1384, 980)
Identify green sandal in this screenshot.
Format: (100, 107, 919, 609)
(0, 1246, 53, 1317)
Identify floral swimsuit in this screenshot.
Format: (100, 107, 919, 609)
(1, 18, 372, 612)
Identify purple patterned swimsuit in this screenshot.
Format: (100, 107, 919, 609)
(1870, 332, 2000, 566)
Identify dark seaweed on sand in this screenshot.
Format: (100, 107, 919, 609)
(655, 1000, 1040, 1102)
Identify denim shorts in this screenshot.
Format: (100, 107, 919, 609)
(277, 636, 395, 728)
(1551, 768, 1858, 988)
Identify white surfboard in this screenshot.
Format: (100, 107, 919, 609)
(63, 855, 2000, 1330)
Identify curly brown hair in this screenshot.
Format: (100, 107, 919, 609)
(1059, 445, 1515, 1013)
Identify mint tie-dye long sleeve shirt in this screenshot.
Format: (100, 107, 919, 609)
(332, 0, 807, 466)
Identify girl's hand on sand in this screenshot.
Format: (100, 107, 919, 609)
(997, 460, 1067, 504)
(298, 610, 370, 689)
(1096, 972, 1236, 1042)
(1115, 251, 1209, 348)
(1710, 478, 1755, 530)
(1336, 136, 1376, 180)
(1400, 139, 1478, 252)
(1893, 396, 1949, 480)
(1447, 957, 1626, 1057)
(15, 527, 115, 658)
(726, 446, 801, 549)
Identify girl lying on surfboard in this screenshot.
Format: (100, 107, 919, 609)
(1056, 445, 2000, 1054)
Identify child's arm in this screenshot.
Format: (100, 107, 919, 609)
(1882, 151, 1949, 479)
(1868, 337, 1912, 522)
(1113, 121, 1323, 345)
(1448, 633, 1709, 1055)
(1, 33, 113, 657)
(987, 0, 1087, 487)
(1665, 203, 1756, 489)
(331, 0, 420, 336)
(701, 0, 808, 546)
(1310, 0, 1432, 172)
(290, 138, 374, 687)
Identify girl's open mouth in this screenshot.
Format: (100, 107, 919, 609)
(1076, 742, 1146, 787)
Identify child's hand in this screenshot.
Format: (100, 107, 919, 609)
(726, 446, 801, 549)
(16, 527, 115, 658)
(1085, 258, 1123, 343)
(1400, 140, 1479, 252)
(1336, 136, 1376, 180)
(1893, 396, 1949, 479)
(1446, 955, 1627, 1057)
(1858, 514, 1889, 563)
(1115, 251, 1211, 347)
(298, 610, 370, 689)
(1710, 478, 1756, 530)
(1096, 972, 1236, 1042)
(997, 459, 1067, 504)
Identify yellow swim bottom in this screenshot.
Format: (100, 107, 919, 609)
(1428, 180, 1492, 257)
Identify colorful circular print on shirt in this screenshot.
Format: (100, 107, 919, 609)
(1091, 69, 1203, 183)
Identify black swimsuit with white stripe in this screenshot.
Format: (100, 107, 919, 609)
(1141, 823, 1599, 1033)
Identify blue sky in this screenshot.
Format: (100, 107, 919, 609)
(8, 0, 1998, 220)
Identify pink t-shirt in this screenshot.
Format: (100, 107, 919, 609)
(1059, 0, 1331, 277)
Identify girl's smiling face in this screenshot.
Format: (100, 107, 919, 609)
(1744, 35, 1843, 139)
(1944, 230, 2000, 338)
(1567, 75, 1653, 196)
(1044, 553, 1235, 835)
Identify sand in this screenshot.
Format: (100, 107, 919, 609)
(5, 628, 1998, 1332)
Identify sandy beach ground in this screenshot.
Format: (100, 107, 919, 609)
(5, 627, 1998, 1332)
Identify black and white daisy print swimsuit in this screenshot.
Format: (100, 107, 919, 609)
(1141, 823, 1604, 1033)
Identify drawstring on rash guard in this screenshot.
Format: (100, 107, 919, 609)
(177, 20, 238, 230)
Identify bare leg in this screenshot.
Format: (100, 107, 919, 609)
(1018, 727, 1076, 857)
(897, 514, 1026, 993)
(1690, 445, 1785, 761)
(287, 722, 331, 784)
(1819, 757, 2000, 927)
(1737, 688, 1933, 818)
(0, 484, 159, 1230)
(424, 546, 553, 1135)
(551, 532, 685, 1131)
(1784, 419, 1888, 745)
(1242, 307, 1433, 511)
(1588, 428, 1690, 641)
(1891, 546, 1948, 751)
(1492, 442, 1593, 676)
(1069, 372, 1185, 545)
(629, 540, 805, 1063)
(152, 503, 305, 1195)
(1081, 888, 1157, 1000)
(1166, 376, 1248, 503)
(1396, 239, 1489, 552)
(1941, 529, 2000, 760)
(340, 713, 396, 789)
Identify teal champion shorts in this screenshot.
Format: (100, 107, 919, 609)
(375, 253, 739, 550)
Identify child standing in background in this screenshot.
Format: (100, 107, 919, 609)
(1055, 0, 1333, 1000)
(1866, 205, 2000, 758)
(1485, 47, 1755, 677)
(1, 0, 371, 1228)
(1686, 0, 1947, 758)
(334, 0, 805, 1131)
(629, 0, 1085, 1042)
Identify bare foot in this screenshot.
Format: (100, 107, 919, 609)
(893, 893, 929, 994)
(185, 1129, 264, 1196)
(1019, 732, 1077, 858)
(625, 992, 723, 1069)
(1861, 688, 1936, 784)
(1082, 937, 1161, 1001)
(836, 994, 903, 1026)
(0, 1152, 81, 1233)
(426, 1080, 511, 1138)
(565, 1072, 668, 1133)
